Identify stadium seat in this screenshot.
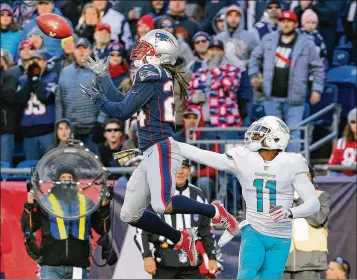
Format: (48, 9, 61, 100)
(251, 103, 265, 122)
(336, 35, 353, 53)
(332, 50, 350, 67)
(0, 161, 11, 181)
(310, 84, 338, 126)
(327, 66, 357, 117)
(7, 160, 39, 181)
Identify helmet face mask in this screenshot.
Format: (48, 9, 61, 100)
(244, 116, 290, 152)
(130, 29, 179, 66)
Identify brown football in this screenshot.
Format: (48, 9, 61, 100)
(36, 13, 72, 39)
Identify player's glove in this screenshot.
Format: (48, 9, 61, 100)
(82, 51, 110, 77)
(113, 149, 142, 166)
(80, 83, 107, 107)
(269, 205, 293, 222)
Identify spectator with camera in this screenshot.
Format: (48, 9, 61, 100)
(328, 108, 357, 176)
(21, 164, 111, 279)
(134, 159, 219, 279)
(56, 38, 105, 155)
(16, 50, 58, 160)
(74, 3, 101, 45)
(283, 165, 331, 279)
(92, 0, 133, 51)
(249, 10, 325, 152)
(0, 3, 21, 59)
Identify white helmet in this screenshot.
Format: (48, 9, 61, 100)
(130, 29, 179, 66)
(244, 116, 290, 152)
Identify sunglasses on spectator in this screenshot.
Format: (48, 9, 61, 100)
(350, 120, 356, 124)
(268, 5, 280, 9)
(335, 257, 350, 276)
(194, 39, 209, 45)
(105, 128, 121, 132)
(20, 46, 34, 50)
(160, 23, 174, 29)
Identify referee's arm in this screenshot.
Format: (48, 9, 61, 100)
(134, 229, 153, 259)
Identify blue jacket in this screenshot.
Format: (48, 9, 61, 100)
(20, 8, 73, 58)
(17, 70, 58, 131)
(0, 29, 21, 59)
(249, 31, 325, 105)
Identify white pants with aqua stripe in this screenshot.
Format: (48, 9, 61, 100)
(120, 137, 183, 223)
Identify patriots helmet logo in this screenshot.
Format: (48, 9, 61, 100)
(155, 31, 177, 48)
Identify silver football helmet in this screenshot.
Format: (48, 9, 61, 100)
(130, 29, 179, 66)
(244, 116, 290, 152)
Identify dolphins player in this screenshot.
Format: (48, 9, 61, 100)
(177, 116, 320, 278)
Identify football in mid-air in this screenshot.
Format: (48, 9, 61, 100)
(36, 13, 72, 39)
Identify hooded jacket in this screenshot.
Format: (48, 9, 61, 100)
(214, 5, 259, 61)
(174, 105, 220, 179)
(212, 7, 228, 35)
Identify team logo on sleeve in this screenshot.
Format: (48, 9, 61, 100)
(139, 68, 159, 81)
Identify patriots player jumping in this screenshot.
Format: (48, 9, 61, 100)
(80, 29, 238, 266)
(177, 116, 320, 278)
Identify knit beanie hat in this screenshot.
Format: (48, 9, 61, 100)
(301, 9, 318, 25)
(137, 15, 154, 30)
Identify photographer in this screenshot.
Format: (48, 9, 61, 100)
(21, 164, 111, 279)
(134, 159, 219, 279)
(16, 50, 58, 160)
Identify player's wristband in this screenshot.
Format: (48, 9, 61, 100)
(287, 209, 293, 219)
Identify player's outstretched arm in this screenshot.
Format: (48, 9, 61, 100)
(290, 173, 320, 218)
(82, 52, 125, 102)
(177, 142, 236, 172)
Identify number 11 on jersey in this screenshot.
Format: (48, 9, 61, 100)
(253, 179, 276, 212)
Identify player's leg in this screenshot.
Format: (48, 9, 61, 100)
(237, 225, 265, 279)
(258, 235, 291, 279)
(120, 159, 182, 245)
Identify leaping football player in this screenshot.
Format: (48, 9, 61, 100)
(80, 29, 238, 266)
(177, 116, 320, 278)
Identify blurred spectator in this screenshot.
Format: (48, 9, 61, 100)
(212, 8, 227, 35)
(328, 108, 357, 176)
(200, 0, 238, 34)
(283, 165, 331, 279)
(93, 23, 112, 59)
(92, 0, 133, 51)
(325, 258, 350, 280)
(55, 118, 72, 147)
(252, 0, 281, 42)
(0, 49, 14, 70)
(137, 14, 155, 38)
(0, 3, 21, 59)
(56, 38, 103, 155)
(215, 5, 258, 62)
(21, 0, 73, 58)
(16, 51, 58, 160)
(174, 105, 220, 200)
(26, 27, 53, 61)
(189, 39, 251, 130)
(60, 0, 91, 27)
(75, 3, 101, 44)
(186, 31, 211, 74)
(300, 9, 328, 79)
(249, 10, 324, 152)
(107, 42, 129, 88)
(113, 0, 152, 37)
(148, 0, 168, 19)
(49, 36, 76, 76)
(122, 121, 138, 150)
(11, 1, 37, 28)
(98, 118, 126, 167)
(167, 0, 200, 45)
(344, 0, 357, 64)
(294, 0, 316, 26)
(0, 54, 16, 165)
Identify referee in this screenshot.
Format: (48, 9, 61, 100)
(134, 159, 218, 279)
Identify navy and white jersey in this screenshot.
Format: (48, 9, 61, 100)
(99, 63, 175, 150)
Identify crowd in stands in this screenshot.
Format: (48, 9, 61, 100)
(1, 0, 356, 188)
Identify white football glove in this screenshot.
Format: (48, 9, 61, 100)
(82, 51, 110, 77)
(269, 205, 293, 222)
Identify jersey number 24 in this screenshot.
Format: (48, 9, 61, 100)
(253, 179, 276, 212)
(138, 81, 175, 128)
